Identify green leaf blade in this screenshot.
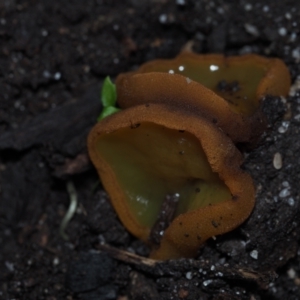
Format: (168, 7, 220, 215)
(101, 76, 117, 107)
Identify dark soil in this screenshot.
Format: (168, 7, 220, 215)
(1, 0, 300, 299)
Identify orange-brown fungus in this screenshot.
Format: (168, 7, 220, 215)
(88, 104, 255, 260)
(116, 53, 291, 142)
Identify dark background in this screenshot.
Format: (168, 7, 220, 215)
(1, 0, 300, 299)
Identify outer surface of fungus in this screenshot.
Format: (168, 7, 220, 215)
(88, 104, 255, 260)
(116, 53, 291, 142)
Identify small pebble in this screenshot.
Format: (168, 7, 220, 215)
(287, 268, 296, 279)
(289, 32, 297, 42)
(278, 121, 289, 133)
(294, 114, 300, 121)
(43, 70, 51, 78)
(289, 78, 300, 96)
(285, 12, 292, 19)
(54, 72, 61, 80)
(176, 0, 185, 5)
(244, 23, 259, 36)
(279, 188, 291, 198)
(278, 27, 287, 36)
(273, 152, 282, 169)
(41, 29, 48, 37)
(287, 197, 295, 206)
(202, 280, 213, 287)
(53, 257, 60, 265)
(262, 5, 269, 12)
(250, 250, 258, 259)
(282, 181, 290, 188)
(244, 3, 252, 11)
(292, 48, 300, 61)
(185, 271, 192, 280)
(159, 14, 167, 24)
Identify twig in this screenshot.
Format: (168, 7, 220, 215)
(59, 181, 78, 240)
(96, 243, 277, 289)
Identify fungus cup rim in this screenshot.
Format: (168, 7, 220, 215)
(116, 53, 291, 143)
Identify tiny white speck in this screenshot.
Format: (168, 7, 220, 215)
(178, 65, 185, 71)
(168, 69, 174, 74)
(53, 257, 60, 265)
(262, 5, 269, 12)
(186, 271, 192, 280)
(186, 77, 192, 84)
(282, 181, 290, 188)
(54, 72, 61, 80)
(176, 0, 185, 5)
(277, 121, 289, 133)
(210, 65, 219, 71)
(202, 280, 213, 287)
(287, 268, 296, 279)
(278, 27, 287, 36)
(289, 77, 300, 96)
(159, 14, 167, 24)
(98, 234, 106, 243)
(294, 114, 300, 121)
(5, 261, 14, 272)
(244, 23, 259, 36)
(250, 250, 258, 259)
(211, 265, 215, 271)
(292, 48, 300, 60)
(41, 29, 48, 37)
(217, 7, 224, 14)
(43, 70, 51, 78)
(285, 13, 292, 20)
(287, 197, 295, 206)
(290, 32, 297, 42)
(279, 188, 291, 198)
(244, 4, 252, 11)
(14, 100, 21, 109)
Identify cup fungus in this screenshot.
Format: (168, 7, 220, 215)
(88, 104, 255, 260)
(116, 53, 291, 143)
(88, 52, 291, 260)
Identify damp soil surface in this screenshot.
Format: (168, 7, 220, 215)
(1, 1, 300, 299)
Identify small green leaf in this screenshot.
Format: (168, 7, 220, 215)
(101, 76, 117, 107)
(97, 106, 121, 121)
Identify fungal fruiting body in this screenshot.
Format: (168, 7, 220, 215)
(116, 53, 291, 143)
(88, 104, 255, 260)
(88, 53, 291, 260)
